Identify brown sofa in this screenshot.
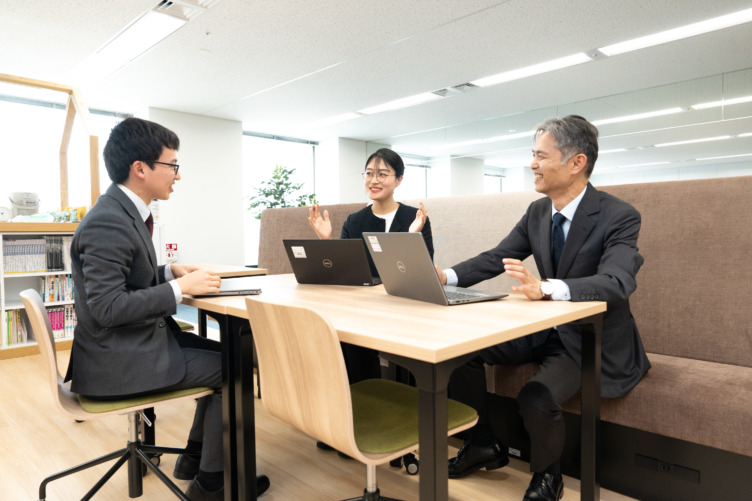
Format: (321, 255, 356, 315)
(258, 176, 752, 500)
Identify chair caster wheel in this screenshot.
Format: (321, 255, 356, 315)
(141, 453, 162, 476)
(389, 457, 403, 468)
(404, 453, 419, 475)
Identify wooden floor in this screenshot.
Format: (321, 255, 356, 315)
(0, 347, 636, 501)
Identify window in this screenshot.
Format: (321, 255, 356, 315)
(242, 133, 316, 265)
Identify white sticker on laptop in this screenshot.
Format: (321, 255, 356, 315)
(291, 246, 307, 258)
(367, 235, 382, 252)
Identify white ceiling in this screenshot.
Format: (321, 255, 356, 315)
(2, 0, 751, 172)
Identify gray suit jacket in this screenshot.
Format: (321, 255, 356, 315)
(453, 184, 650, 398)
(68, 184, 185, 397)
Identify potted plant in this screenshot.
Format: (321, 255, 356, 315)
(247, 165, 317, 219)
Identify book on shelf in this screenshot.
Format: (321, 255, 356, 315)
(2, 235, 72, 274)
(4, 309, 29, 347)
(40, 274, 75, 302)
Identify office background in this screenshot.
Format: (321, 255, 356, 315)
(1, 0, 751, 266)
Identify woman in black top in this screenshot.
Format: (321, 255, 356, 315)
(308, 147, 433, 381)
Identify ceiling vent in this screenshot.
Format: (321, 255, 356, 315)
(432, 82, 479, 98)
(154, 0, 222, 21)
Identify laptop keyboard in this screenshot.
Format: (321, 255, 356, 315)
(445, 289, 483, 301)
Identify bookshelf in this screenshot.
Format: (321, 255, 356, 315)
(1, 223, 78, 359)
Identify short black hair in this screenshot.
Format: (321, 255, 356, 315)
(365, 148, 405, 178)
(534, 115, 599, 177)
(103, 117, 180, 184)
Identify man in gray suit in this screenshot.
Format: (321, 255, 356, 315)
(68, 117, 269, 500)
(437, 115, 650, 501)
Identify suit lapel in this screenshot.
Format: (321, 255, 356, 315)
(107, 185, 159, 283)
(557, 184, 599, 278)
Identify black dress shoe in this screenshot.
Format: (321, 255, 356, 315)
(186, 475, 270, 500)
(316, 440, 334, 451)
(447, 439, 509, 478)
(523, 472, 563, 501)
(256, 474, 271, 496)
(186, 477, 223, 501)
(174, 454, 200, 480)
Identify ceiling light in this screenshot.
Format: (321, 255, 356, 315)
(619, 161, 672, 168)
(357, 92, 442, 115)
(70, 6, 195, 86)
(470, 53, 592, 88)
(599, 7, 752, 56)
(739, 132, 752, 138)
(312, 112, 362, 126)
(592, 107, 683, 126)
(690, 95, 752, 110)
(434, 130, 533, 150)
(599, 148, 628, 154)
(655, 136, 731, 147)
(697, 153, 752, 161)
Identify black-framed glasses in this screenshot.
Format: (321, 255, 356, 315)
(362, 170, 394, 182)
(152, 161, 180, 175)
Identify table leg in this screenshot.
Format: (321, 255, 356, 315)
(577, 313, 603, 501)
(233, 318, 257, 500)
(214, 313, 258, 501)
(381, 353, 473, 501)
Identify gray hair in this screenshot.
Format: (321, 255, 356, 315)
(534, 115, 599, 177)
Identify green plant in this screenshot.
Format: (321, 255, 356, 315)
(247, 165, 317, 219)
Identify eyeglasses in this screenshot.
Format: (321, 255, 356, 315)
(152, 161, 180, 175)
(362, 170, 395, 182)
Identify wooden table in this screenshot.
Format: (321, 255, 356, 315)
(184, 274, 606, 501)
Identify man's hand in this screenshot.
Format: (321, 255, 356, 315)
(176, 269, 222, 295)
(308, 204, 333, 239)
(434, 265, 447, 285)
(409, 202, 428, 233)
(170, 263, 200, 278)
(502, 258, 544, 300)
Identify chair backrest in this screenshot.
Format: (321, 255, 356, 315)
(245, 297, 361, 458)
(21, 289, 89, 420)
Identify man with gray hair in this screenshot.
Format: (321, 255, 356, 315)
(436, 115, 650, 500)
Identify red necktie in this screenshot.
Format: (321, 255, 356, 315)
(145, 213, 154, 237)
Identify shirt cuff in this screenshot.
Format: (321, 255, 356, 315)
(444, 268, 459, 286)
(169, 280, 183, 305)
(548, 278, 571, 301)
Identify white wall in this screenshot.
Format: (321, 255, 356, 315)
(148, 108, 244, 266)
(450, 157, 484, 196)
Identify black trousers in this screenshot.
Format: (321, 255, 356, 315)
(451, 329, 581, 473)
(85, 329, 223, 473)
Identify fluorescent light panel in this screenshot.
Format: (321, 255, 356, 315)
(358, 92, 442, 115)
(313, 112, 362, 126)
(655, 135, 731, 147)
(599, 7, 752, 56)
(691, 95, 752, 110)
(71, 10, 187, 85)
(471, 53, 592, 88)
(592, 107, 683, 126)
(697, 153, 752, 161)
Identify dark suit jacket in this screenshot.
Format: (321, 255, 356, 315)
(68, 184, 185, 397)
(453, 184, 650, 398)
(341, 203, 434, 277)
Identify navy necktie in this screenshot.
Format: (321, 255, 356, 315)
(145, 212, 154, 237)
(551, 212, 566, 274)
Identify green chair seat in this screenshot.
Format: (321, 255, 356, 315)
(78, 387, 213, 414)
(351, 379, 477, 455)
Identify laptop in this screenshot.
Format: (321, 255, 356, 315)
(188, 276, 262, 297)
(283, 239, 382, 286)
(362, 232, 507, 306)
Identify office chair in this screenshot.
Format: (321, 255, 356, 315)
(245, 297, 478, 501)
(21, 289, 214, 501)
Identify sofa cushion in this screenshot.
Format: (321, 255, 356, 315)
(488, 353, 752, 456)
